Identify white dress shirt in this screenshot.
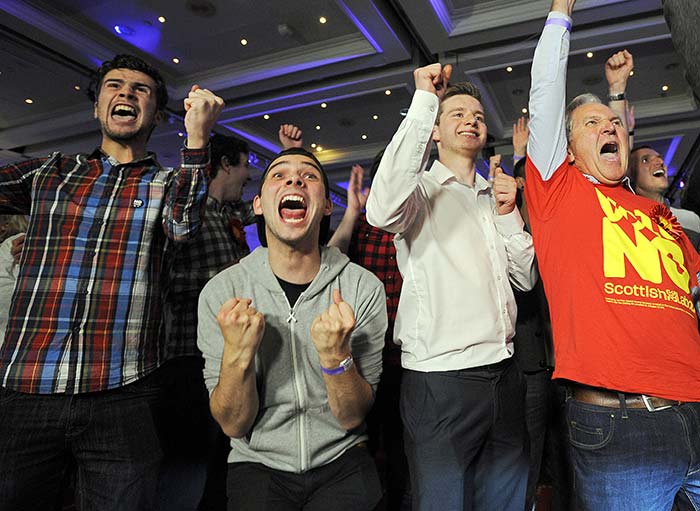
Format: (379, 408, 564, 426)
(366, 90, 536, 372)
(0, 233, 22, 343)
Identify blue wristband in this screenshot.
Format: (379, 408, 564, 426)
(545, 17, 572, 32)
(320, 355, 354, 376)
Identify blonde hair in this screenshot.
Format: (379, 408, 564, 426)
(0, 215, 29, 243)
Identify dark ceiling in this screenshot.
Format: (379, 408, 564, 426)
(2, 0, 698, 239)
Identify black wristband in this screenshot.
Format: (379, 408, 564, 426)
(608, 92, 626, 101)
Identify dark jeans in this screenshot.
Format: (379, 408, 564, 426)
(226, 444, 382, 511)
(401, 358, 528, 511)
(567, 398, 700, 510)
(155, 357, 229, 511)
(0, 373, 162, 511)
(366, 363, 411, 511)
(523, 369, 551, 510)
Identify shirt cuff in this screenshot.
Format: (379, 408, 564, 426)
(181, 145, 210, 168)
(407, 90, 440, 125)
(494, 207, 526, 236)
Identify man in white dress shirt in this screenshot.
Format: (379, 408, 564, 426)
(366, 66, 537, 510)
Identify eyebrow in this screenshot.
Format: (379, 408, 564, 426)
(103, 78, 153, 90)
(267, 159, 321, 173)
(447, 106, 485, 117)
(582, 113, 622, 123)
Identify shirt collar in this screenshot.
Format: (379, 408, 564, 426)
(88, 148, 159, 168)
(582, 173, 634, 193)
(430, 160, 490, 192)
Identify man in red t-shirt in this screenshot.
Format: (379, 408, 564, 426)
(527, 1, 700, 509)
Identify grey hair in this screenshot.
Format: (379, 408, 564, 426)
(565, 93, 603, 140)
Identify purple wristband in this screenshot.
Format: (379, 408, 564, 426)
(545, 17, 572, 32)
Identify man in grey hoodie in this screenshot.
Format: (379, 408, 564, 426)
(197, 147, 387, 510)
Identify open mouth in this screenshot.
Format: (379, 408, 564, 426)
(278, 194, 307, 223)
(111, 104, 137, 120)
(652, 168, 666, 178)
(457, 130, 479, 138)
(600, 142, 619, 160)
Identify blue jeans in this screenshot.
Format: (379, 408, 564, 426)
(567, 398, 700, 510)
(401, 359, 528, 511)
(0, 373, 162, 511)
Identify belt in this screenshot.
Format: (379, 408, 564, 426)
(571, 386, 683, 412)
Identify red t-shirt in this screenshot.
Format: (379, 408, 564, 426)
(525, 158, 700, 401)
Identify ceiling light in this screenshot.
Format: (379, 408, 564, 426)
(172, 57, 180, 64)
(263, 114, 270, 120)
(521, 107, 528, 114)
(506, 66, 513, 73)
(315, 146, 323, 152)
(74, 85, 81, 91)
(240, 38, 248, 46)
(662, 84, 669, 92)
(372, 114, 379, 120)
(320, 102, 327, 108)
(113, 25, 134, 36)
(319, 16, 327, 24)
(629, 71, 634, 77)
(311, 143, 317, 148)
(385, 89, 392, 95)
(178, 132, 184, 137)
(361, 134, 368, 140)
(24, 98, 34, 104)
(586, 52, 593, 58)
(158, 16, 166, 23)
(315, 125, 321, 130)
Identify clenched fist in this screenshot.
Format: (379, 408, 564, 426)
(311, 289, 355, 365)
(489, 155, 517, 215)
(217, 297, 265, 367)
(183, 84, 225, 149)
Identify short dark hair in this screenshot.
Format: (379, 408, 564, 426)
(210, 134, 250, 179)
(89, 54, 169, 111)
(255, 148, 331, 247)
(436, 82, 483, 123)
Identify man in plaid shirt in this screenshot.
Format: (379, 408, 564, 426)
(0, 54, 223, 510)
(159, 134, 254, 510)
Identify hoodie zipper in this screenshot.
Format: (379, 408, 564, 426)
(285, 293, 308, 472)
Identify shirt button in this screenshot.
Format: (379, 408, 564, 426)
(497, 275, 502, 281)
(430, 106, 436, 112)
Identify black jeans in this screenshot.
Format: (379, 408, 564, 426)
(0, 372, 162, 511)
(401, 358, 529, 511)
(226, 444, 382, 511)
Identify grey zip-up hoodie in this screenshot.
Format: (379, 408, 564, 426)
(198, 245, 387, 473)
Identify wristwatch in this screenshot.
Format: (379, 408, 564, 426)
(607, 92, 626, 101)
(320, 355, 354, 376)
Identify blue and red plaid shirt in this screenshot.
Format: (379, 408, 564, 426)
(0, 147, 210, 394)
(348, 214, 403, 366)
(161, 198, 255, 359)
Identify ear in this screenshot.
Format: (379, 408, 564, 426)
(324, 197, 333, 216)
(515, 176, 526, 190)
(154, 110, 165, 126)
(566, 145, 575, 164)
(220, 155, 230, 172)
(253, 195, 263, 215)
(432, 124, 441, 143)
